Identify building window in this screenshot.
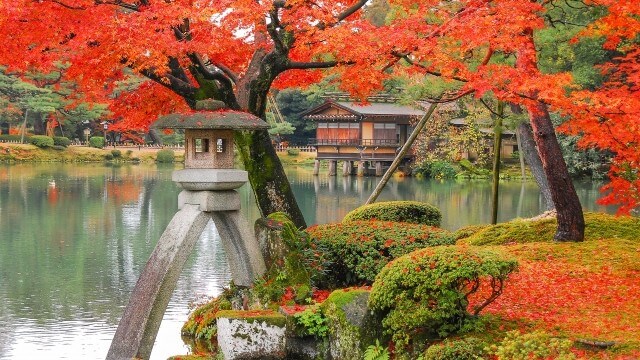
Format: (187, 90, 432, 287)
(216, 138, 226, 153)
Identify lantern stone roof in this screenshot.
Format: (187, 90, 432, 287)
(152, 110, 269, 130)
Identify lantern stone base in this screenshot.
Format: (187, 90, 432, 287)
(172, 169, 248, 190)
(178, 190, 241, 211)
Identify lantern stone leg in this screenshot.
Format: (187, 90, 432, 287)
(107, 100, 270, 360)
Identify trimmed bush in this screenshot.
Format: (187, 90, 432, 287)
(457, 212, 640, 245)
(413, 160, 458, 179)
(156, 149, 175, 163)
(89, 136, 105, 149)
(0, 134, 30, 142)
(343, 201, 442, 227)
(105, 153, 114, 160)
(53, 136, 71, 147)
(287, 148, 300, 156)
(306, 221, 456, 286)
(111, 149, 122, 158)
(369, 246, 518, 351)
(422, 337, 487, 360)
(30, 135, 54, 148)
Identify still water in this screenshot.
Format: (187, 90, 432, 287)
(0, 163, 613, 359)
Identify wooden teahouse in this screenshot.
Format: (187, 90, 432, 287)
(302, 99, 426, 176)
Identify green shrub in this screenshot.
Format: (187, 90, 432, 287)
(287, 148, 300, 156)
(457, 212, 640, 245)
(30, 135, 54, 148)
(489, 330, 575, 360)
(420, 337, 487, 360)
(343, 201, 442, 227)
(293, 306, 329, 338)
(306, 221, 456, 286)
(52, 145, 66, 151)
(369, 246, 518, 352)
(414, 160, 458, 179)
(105, 153, 114, 160)
(156, 149, 175, 163)
(251, 213, 329, 305)
(53, 136, 71, 147)
(111, 149, 122, 158)
(0, 134, 26, 142)
(89, 136, 105, 149)
(125, 150, 133, 157)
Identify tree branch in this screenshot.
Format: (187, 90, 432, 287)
(336, 0, 368, 22)
(286, 60, 353, 70)
(140, 69, 196, 100)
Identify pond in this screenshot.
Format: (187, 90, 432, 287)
(0, 163, 613, 359)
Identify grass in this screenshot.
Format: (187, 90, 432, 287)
(0, 143, 184, 163)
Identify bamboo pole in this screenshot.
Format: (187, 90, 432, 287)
(365, 103, 438, 205)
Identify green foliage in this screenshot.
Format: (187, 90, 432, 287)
(274, 88, 322, 143)
(369, 246, 518, 352)
(252, 213, 329, 305)
(457, 212, 640, 245)
(268, 121, 295, 136)
(489, 330, 575, 360)
(30, 135, 54, 148)
(286, 148, 300, 156)
(293, 306, 328, 338)
(343, 201, 442, 227)
(364, 339, 390, 360)
(156, 149, 175, 163)
(414, 160, 458, 179)
(53, 136, 71, 147)
(420, 337, 487, 360)
(89, 136, 105, 149)
(111, 149, 122, 158)
(307, 221, 456, 287)
(104, 153, 114, 161)
(0, 134, 29, 142)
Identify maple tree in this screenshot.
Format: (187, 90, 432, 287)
(353, 0, 639, 240)
(0, 0, 381, 228)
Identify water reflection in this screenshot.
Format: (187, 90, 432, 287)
(0, 163, 613, 359)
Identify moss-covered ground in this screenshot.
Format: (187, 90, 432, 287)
(457, 213, 640, 359)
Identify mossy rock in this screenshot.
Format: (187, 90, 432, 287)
(167, 355, 215, 360)
(457, 212, 640, 246)
(216, 309, 287, 328)
(343, 201, 442, 227)
(319, 289, 383, 360)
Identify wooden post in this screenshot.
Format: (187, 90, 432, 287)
(366, 103, 438, 205)
(343, 161, 352, 176)
(328, 160, 337, 176)
(357, 161, 365, 177)
(491, 102, 504, 225)
(375, 162, 383, 176)
(313, 160, 320, 176)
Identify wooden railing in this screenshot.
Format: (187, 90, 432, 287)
(308, 138, 400, 146)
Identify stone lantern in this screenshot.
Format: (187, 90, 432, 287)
(152, 99, 270, 190)
(108, 100, 269, 360)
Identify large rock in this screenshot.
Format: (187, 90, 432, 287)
(320, 289, 382, 360)
(216, 310, 287, 360)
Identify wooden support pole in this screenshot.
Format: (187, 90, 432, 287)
(328, 160, 337, 176)
(313, 160, 320, 176)
(357, 161, 365, 177)
(375, 162, 383, 176)
(366, 103, 438, 205)
(343, 161, 352, 176)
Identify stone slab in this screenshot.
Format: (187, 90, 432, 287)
(217, 314, 286, 359)
(172, 169, 248, 190)
(178, 190, 241, 211)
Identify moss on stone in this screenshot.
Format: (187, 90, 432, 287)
(457, 212, 640, 246)
(319, 289, 382, 360)
(216, 309, 287, 328)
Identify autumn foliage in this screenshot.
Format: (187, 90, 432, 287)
(0, 0, 638, 213)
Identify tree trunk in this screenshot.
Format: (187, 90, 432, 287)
(491, 102, 504, 225)
(518, 29, 583, 241)
(526, 103, 584, 241)
(234, 51, 307, 228)
(517, 122, 555, 211)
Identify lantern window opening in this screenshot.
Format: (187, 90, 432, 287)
(195, 138, 210, 153)
(216, 138, 226, 153)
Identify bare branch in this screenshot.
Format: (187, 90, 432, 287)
(286, 60, 353, 70)
(336, 0, 368, 22)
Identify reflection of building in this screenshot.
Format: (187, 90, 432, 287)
(303, 99, 425, 176)
(449, 118, 518, 161)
